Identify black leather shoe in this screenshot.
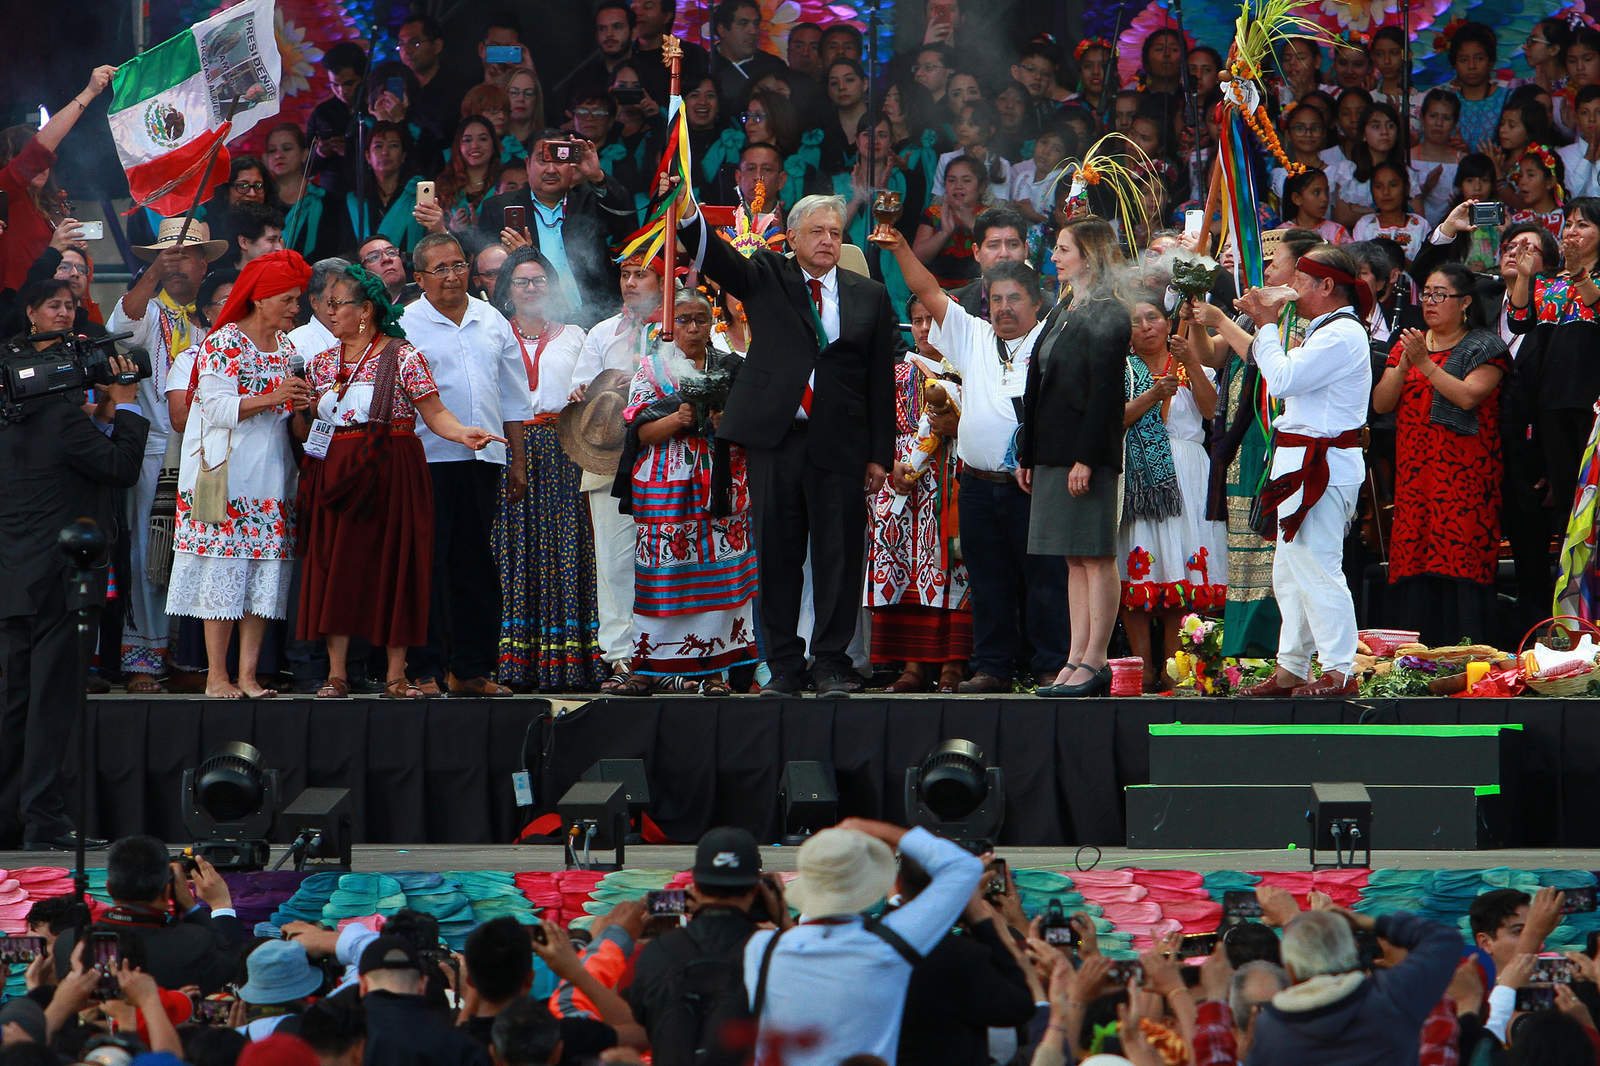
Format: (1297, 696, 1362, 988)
(814, 669, 854, 698)
(24, 833, 108, 852)
(957, 672, 1011, 694)
(1056, 665, 1113, 697)
(760, 671, 802, 697)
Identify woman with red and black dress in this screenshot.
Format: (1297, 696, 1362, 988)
(295, 263, 503, 699)
(1373, 263, 1510, 645)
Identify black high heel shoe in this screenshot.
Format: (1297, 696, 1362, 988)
(1056, 664, 1112, 697)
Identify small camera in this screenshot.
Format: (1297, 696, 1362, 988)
(543, 140, 577, 163)
(1470, 201, 1506, 228)
(1040, 900, 1078, 949)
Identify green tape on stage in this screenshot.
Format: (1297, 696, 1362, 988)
(1148, 724, 1524, 737)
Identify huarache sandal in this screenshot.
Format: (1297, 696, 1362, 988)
(698, 677, 733, 697)
(600, 661, 633, 694)
(316, 677, 351, 699)
(613, 673, 654, 696)
(125, 675, 167, 695)
(383, 678, 425, 699)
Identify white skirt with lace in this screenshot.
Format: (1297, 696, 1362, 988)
(165, 554, 293, 621)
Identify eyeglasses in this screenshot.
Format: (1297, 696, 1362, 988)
(509, 276, 551, 289)
(325, 296, 360, 309)
(508, 88, 538, 99)
(232, 181, 266, 193)
(740, 111, 768, 124)
(674, 314, 712, 326)
(418, 260, 470, 278)
(361, 248, 400, 265)
(1527, 36, 1549, 46)
(398, 37, 434, 51)
(572, 107, 611, 118)
(55, 263, 87, 276)
(1289, 124, 1323, 135)
(1419, 289, 1466, 303)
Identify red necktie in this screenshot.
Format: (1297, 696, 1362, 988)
(802, 277, 823, 416)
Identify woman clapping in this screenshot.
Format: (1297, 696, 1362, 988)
(296, 264, 503, 699)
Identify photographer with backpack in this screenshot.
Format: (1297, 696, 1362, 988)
(626, 827, 790, 1066)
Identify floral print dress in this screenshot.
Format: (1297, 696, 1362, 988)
(166, 323, 300, 621)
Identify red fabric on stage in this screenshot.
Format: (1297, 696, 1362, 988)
(296, 430, 433, 647)
(869, 603, 973, 664)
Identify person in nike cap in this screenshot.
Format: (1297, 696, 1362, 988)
(625, 826, 791, 1066)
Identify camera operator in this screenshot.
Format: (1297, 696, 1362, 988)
(54, 836, 245, 994)
(626, 827, 789, 1066)
(0, 285, 148, 851)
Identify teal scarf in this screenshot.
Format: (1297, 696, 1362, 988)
(1123, 353, 1182, 521)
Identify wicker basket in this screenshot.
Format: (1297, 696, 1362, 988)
(1519, 616, 1600, 696)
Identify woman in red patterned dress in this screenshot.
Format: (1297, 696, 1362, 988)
(1373, 262, 1510, 645)
(865, 294, 971, 692)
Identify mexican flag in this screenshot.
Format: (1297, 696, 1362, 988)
(108, 0, 282, 215)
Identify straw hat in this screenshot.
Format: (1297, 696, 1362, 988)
(557, 369, 632, 475)
(132, 217, 228, 262)
(783, 827, 897, 918)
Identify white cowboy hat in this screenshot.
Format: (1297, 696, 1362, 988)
(783, 828, 897, 918)
(132, 216, 228, 262)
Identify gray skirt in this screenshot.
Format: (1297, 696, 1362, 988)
(1027, 464, 1122, 557)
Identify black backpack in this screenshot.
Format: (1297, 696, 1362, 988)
(645, 931, 756, 1066)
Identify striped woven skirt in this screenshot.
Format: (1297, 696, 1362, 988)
(492, 419, 605, 690)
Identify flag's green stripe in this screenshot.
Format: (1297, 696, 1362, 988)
(110, 32, 202, 114)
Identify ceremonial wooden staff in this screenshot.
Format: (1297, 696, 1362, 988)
(661, 35, 683, 341)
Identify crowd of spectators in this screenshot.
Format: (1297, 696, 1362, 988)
(3, 4, 1600, 703)
(5, 827, 1600, 1066)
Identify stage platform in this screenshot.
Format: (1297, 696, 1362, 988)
(75, 693, 1595, 850)
(11, 844, 1600, 874)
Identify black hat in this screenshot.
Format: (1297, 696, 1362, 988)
(358, 935, 422, 975)
(693, 826, 761, 888)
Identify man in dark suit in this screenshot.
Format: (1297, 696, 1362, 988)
(478, 132, 638, 327)
(0, 355, 146, 850)
(676, 185, 897, 695)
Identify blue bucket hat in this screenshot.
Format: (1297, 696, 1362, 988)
(238, 940, 325, 1005)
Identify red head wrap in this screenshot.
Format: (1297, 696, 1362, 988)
(211, 249, 314, 331)
(1296, 254, 1374, 320)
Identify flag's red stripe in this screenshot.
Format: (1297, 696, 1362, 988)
(124, 127, 231, 216)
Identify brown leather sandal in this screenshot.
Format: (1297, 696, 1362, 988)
(383, 678, 424, 699)
(316, 677, 351, 699)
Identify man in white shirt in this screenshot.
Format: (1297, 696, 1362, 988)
(286, 257, 349, 360)
(744, 818, 982, 1066)
(105, 220, 227, 693)
(1236, 247, 1373, 698)
(567, 253, 663, 683)
(885, 235, 1068, 693)
(400, 234, 534, 696)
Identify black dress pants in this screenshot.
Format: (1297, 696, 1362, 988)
(409, 460, 503, 682)
(744, 423, 866, 676)
(0, 585, 80, 845)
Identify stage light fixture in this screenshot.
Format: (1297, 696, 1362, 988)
(181, 741, 279, 871)
(557, 780, 628, 870)
(277, 787, 353, 871)
(778, 760, 837, 846)
(1305, 782, 1372, 869)
(905, 739, 1004, 852)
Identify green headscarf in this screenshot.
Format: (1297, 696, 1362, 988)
(341, 263, 407, 339)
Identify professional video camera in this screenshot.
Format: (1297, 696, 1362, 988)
(0, 330, 151, 422)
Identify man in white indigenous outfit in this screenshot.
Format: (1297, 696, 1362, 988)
(1235, 245, 1373, 699)
(286, 257, 349, 359)
(567, 253, 662, 691)
(105, 219, 227, 692)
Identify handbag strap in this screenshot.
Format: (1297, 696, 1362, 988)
(749, 927, 788, 1021)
